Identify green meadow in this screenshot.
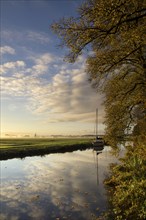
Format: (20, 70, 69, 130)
(0, 137, 92, 160)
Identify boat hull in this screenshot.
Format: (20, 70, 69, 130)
(92, 139, 104, 151)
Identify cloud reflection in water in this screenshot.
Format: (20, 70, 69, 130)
(0, 148, 118, 220)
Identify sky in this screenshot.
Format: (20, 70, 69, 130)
(1, 0, 105, 137)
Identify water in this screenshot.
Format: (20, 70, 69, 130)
(0, 147, 120, 220)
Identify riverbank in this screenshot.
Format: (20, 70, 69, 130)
(104, 139, 146, 220)
(0, 138, 93, 160)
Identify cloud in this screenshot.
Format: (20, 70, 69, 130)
(32, 64, 48, 75)
(27, 31, 50, 44)
(30, 53, 54, 75)
(27, 65, 104, 124)
(1, 51, 104, 125)
(1, 30, 50, 45)
(33, 53, 54, 65)
(0, 61, 26, 74)
(1, 46, 15, 55)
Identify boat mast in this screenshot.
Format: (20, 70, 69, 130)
(96, 108, 98, 138)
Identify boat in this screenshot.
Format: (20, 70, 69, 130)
(92, 137, 104, 151)
(92, 108, 104, 151)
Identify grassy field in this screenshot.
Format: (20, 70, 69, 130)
(0, 137, 93, 160)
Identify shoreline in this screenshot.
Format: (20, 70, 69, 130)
(0, 138, 92, 160)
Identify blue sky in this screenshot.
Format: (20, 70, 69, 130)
(1, 0, 105, 137)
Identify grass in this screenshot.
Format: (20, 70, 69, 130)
(104, 137, 146, 220)
(0, 137, 93, 160)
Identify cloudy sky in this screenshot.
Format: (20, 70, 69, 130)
(1, 0, 105, 137)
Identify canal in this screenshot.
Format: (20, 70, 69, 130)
(0, 147, 122, 220)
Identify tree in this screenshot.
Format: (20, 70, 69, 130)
(51, 0, 146, 148)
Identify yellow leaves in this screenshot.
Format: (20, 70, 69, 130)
(51, 0, 145, 149)
(51, 0, 145, 65)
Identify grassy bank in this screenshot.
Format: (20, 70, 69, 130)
(0, 137, 92, 160)
(104, 137, 146, 220)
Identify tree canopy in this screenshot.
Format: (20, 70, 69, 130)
(51, 0, 146, 148)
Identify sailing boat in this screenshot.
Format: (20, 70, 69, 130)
(92, 108, 104, 151)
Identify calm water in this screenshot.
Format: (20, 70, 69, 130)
(0, 147, 121, 220)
